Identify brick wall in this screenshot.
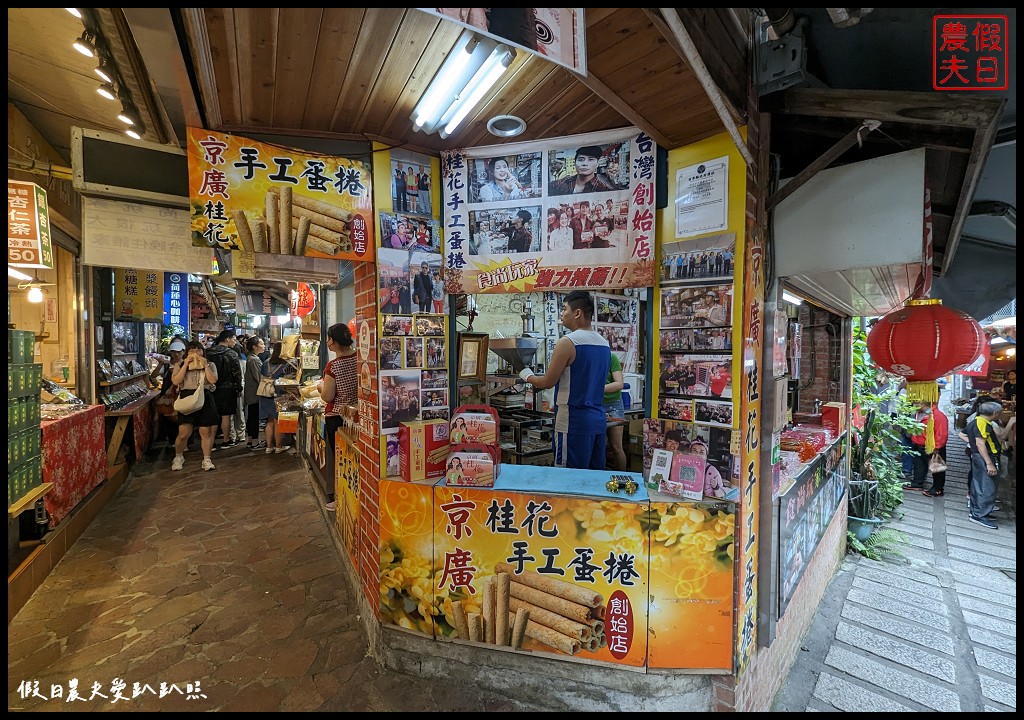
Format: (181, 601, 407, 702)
(354, 260, 381, 614)
(796, 304, 841, 414)
(734, 503, 847, 711)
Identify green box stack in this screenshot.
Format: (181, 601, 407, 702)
(7, 330, 42, 508)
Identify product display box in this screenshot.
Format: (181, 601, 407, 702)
(667, 453, 706, 501)
(449, 407, 498, 446)
(399, 419, 450, 482)
(444, 450, 497, 487)
(821, 402, 847, 437)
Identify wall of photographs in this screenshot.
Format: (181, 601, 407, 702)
(646, 230, 740, 501)
(543, 291, 640, 374)
(379, 152, 449, 479)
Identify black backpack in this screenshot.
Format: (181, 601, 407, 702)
(209, 347, 242, 392)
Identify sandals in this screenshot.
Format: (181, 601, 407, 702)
(922, 489, 944, 497)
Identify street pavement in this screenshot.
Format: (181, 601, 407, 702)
(773, 430, 1016, 712)
(8, 428, 1016, 712)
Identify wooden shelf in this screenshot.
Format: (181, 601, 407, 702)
(8, 483, 53, 519)
(104, 389, 160, 417)
(99, 371, 151, 387)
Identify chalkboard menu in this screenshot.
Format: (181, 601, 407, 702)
(777, 433, 847, 617)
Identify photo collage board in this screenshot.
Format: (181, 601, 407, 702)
(647, 229, 738, 500)
(379, 152, 449, 479)
(656, 230, 736, 430)
(543, 291, 640, 374)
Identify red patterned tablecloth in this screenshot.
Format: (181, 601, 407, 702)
(133, 399, 154, 460)
(41, 404, 106, 528)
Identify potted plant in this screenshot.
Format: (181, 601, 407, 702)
(849, 327, 924, 543)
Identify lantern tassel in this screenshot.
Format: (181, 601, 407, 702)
(924, 412, 935, 454)
(905, 381, 939, 405)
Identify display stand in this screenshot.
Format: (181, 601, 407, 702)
(42, 405, 108, 526)
(105, 390, 160, 467)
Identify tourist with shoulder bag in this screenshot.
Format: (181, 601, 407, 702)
(169, 341, 221, 472)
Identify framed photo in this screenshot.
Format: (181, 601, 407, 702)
(660, 284, 733, 329)
(383, 315, 415, 336)
(390, 161, 432, 217)
(380, 338, 403, 370)
(421, 369, 448, 390)
(426, 337, 446, 369)
(659, 397, 693, 422)
(379, 369, 422, 434)
(415, 314, 445, 337)
(658, 354, 732, 399)
(422, 389, 448, 408)
(457, 332, 489, 382)
(405, 337, 425, 369)
(694, 399, 734, 428)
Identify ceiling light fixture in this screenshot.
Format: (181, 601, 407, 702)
(94, 57, 113, 83)
(782, 291, 804, 306)
(27, 286, 44, 303)
(125, 127, 143, 140)
(96, 82, 117, 100)
(66, 8, 82, 19)
(72, 30, 95, 57)
(487, 114, 527, 138)
(116, 102, 138, 125)
(411, 30, 516, 139)
(8, 266, 34, 281)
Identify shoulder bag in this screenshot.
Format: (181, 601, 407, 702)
(173, 370, 207, 414)
(257, 375, 277, 398)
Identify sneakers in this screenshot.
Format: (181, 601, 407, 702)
(265, 447, 274, 454)
(248, 440, 267, 451)
(201, 458, 216, 472)
(275, 445, 292, 454)
(171, 455, 185, 471)
(325, 501, 337, 512)
(969, 515, 997, 529)
(922, 489, 944, 497)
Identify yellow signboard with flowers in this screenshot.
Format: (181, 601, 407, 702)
(646, 501, 736, 670)
(379, 476, 736, 670)
(186, 127, 374, 261)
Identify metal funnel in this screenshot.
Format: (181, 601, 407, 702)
(489, 336, 538, 373)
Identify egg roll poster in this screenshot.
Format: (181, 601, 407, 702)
(185, 127, 373, 260)
(431, 487, 649, 668)
(440, 130, 658, 295)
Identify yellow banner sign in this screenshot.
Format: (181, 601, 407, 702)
(115, 268, 165, 323)
(186, 127, 374, 261)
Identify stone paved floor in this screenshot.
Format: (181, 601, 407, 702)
(9, 425, 1016, 712)
(774, 430, 1017, 712)
(7, 444, 536, 712)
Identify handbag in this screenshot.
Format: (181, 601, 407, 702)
(257, 376, 277, 398)
(928, 452, 947, 474)
(173, 371, 206, 414)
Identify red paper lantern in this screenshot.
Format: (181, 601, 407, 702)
(866, 299, 984, 403)
(295, 282, 316, 318)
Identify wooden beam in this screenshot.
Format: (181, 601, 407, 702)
(941, 106, 1005, 276)
(767, 121, 880, 211)
(656, 8, 753, 165)
(571, 71, 672, 149)
(769, 87, 1005, 129)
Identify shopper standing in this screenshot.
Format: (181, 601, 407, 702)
(243, 336, 266, 449)
(965, 400, 1005, 529)
(170, 341, 220, 472)
(318, 323, 357, 511)
(206, 329, 243, 449)
(603, 353, 627, 471)
(260, 342, 292, 454)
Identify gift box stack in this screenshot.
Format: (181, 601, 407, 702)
(446, 405, 501, 487)
(8, 330, 42, 507)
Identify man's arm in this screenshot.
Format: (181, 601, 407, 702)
(522, 337, 574, 390)
(974, 433, 997, 475)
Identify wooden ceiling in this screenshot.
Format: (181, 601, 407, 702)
(178, 8, 745, 154)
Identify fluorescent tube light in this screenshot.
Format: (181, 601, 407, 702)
(440, 48, 515, 139)
(8, 267, 34, 281)
(989, 336, 1007, 345)
(411, 30, 514, 137)
(782, 291, 804, 306)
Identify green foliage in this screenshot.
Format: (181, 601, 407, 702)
(847, 527, 908, 561)
(848, 325, 921, 550)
